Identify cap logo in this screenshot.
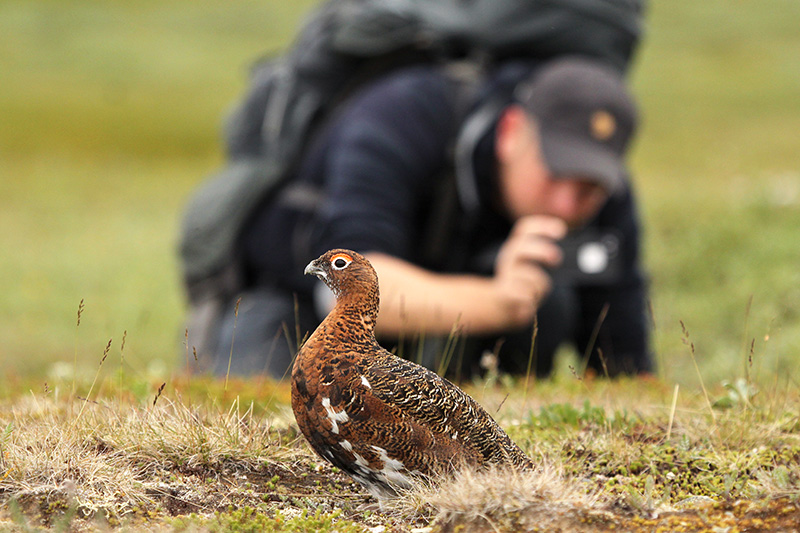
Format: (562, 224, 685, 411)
(590, 110, 616, 141)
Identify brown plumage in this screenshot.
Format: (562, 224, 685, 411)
(291, 249, 534, 499)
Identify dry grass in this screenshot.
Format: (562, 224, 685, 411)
(0, 385, 302, 527)
(387, 379, 800, 532)
(2, 375, 800, 531)
(389, 464, 610, 532)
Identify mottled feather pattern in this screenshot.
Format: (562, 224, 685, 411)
(291, 249, 534, 499)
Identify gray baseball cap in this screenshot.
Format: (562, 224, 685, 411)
(517, 57, 638, 192)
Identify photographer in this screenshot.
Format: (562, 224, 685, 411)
(197, 57, 653, 379)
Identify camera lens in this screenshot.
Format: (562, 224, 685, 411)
(576, 242, 610, 274)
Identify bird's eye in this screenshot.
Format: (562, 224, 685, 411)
(330, 253, 353, 270)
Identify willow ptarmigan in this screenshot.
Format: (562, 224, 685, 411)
(291, 249, 534, 499)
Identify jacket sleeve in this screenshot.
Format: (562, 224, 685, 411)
(575, 183, 654, 376)
(307, 67, 457, 261)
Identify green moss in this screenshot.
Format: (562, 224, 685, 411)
(171, 507, 367, 533)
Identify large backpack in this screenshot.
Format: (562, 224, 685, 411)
(179, 0, 646, 307)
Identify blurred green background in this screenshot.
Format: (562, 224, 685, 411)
(1, 0, 798, 387)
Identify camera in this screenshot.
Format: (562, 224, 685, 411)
(471, 228, 624, 285)
(552, 228, 623, 285)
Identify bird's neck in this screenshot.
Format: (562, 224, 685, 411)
(326, 285, 379, 335)
(335, 300, 378, 329)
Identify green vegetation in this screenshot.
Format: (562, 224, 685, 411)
(0, 0, 318, 377)
(2, 0, 798, 383)
(171, 508, 367, 533)
(2, 0, 800, 531)
(630, 0, 800, 385)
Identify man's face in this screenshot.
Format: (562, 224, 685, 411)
(495, 106, 609, 226)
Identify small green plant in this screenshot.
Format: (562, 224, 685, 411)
(529, 400, 639, 431)
(713, 378, 758, 409)
(625, 474, 658, 514)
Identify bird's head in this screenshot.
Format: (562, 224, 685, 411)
(304, 249, 380, 309)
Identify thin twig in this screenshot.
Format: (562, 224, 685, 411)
(580, 303, 610, 376)
(225, 297, 242, 392)
(666, 384, 679, 441)
(681, 320, 715, 422)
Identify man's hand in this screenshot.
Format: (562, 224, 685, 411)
(492, 215, 567, 328)
(364, 216, 567, 336)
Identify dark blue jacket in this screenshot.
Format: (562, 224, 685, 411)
(241, 64, 652, 373)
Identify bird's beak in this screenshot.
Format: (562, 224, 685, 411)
(304, 259, 327, 281)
